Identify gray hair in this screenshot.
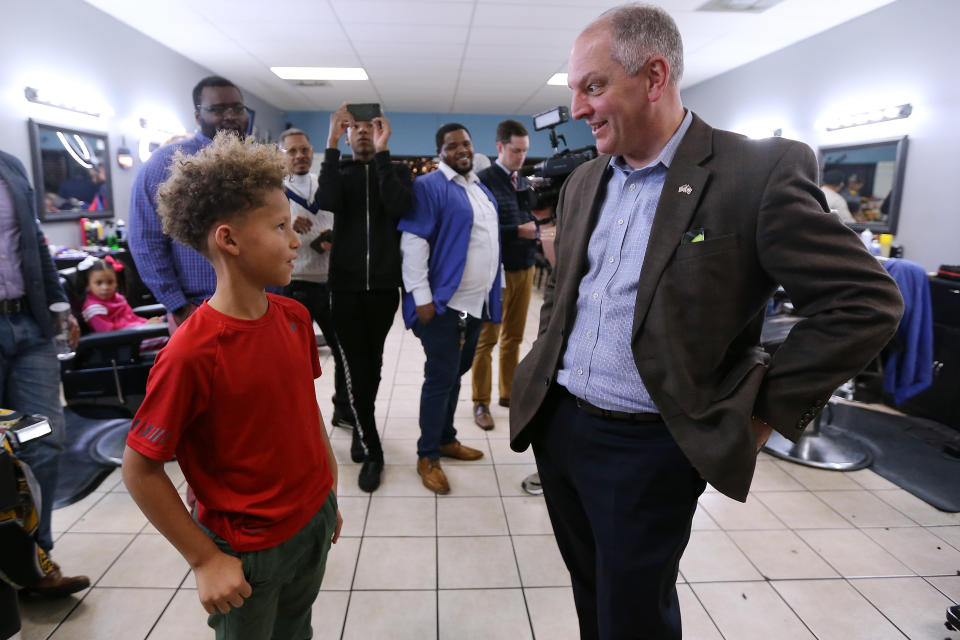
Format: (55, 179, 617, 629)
(278, 127, 310, 146)
(592, 3, 684, 84)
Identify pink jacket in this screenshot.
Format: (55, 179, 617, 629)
(81, 291, 147, 332)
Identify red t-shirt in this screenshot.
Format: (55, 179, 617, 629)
(127, 294, 332, 552)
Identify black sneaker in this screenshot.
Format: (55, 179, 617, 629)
(350, 427, 365, 463)
(358, 456, 384, 493)
(331, 407, 357, 430)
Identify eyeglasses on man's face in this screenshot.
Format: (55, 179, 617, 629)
(197, 103, 248, 117)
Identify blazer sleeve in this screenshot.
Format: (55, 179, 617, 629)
(752, 142, 904, 437)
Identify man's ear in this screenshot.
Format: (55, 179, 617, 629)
(495, 140, 505, 156)
(213, 223, 241, 256)
(646, 56, 671, 102)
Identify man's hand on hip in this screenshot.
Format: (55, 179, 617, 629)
(415, 302, 435, 324)
(751, 417, 773, 452)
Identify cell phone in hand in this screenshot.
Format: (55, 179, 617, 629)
(346, 103, 382, 123)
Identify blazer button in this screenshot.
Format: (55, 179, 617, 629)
(543, 376, 550, 386)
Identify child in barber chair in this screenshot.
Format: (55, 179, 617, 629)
(80, 257, 167, 349)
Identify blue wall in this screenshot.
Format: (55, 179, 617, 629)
(286, 110, 596, 160)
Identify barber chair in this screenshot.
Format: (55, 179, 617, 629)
(57, 266, 167, 416)
(759, 314, 873, 470)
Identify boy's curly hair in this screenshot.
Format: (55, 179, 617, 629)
(156, 132, 286, 253)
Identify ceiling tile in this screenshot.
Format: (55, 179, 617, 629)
(81, 0, 897, 113)
(331, 0, 474, 26)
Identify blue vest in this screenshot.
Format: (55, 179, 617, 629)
(398, 169, 502, 328)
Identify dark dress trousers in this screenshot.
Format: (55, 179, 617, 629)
(509, 114, 904, 639)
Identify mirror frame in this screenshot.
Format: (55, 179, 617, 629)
(818, 135, 908, 235)
(28, 118, 114, 222)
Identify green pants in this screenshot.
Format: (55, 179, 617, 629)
(198, 492, 338, 640)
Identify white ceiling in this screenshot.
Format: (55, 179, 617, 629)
(83, 0, 895, 115)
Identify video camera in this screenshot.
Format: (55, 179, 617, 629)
(528, 106, 597, 183)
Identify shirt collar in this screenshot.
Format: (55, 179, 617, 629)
(438, 161, 479, 185)
(495, 160, 513, 177)
(609, 108, 693, 174)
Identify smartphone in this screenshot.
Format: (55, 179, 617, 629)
(346, 103, 382, 122)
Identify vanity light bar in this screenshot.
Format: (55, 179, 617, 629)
(24, 86, 102, 118)
(825, 103, 912, 131)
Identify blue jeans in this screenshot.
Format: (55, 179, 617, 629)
(0, 312, 65, 551)
(411, 309, 482, 460)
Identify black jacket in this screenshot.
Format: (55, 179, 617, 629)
(315, 149, 413, 291)
(477, 164, 537, 271)
(0, 150, 67, 338)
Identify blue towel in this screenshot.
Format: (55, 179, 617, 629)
(882, 258, 934, 404)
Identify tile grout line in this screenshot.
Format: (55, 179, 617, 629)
(338, 493, 372, 640)
(43, 519, 144, 639)
(488, 418, 539, 639)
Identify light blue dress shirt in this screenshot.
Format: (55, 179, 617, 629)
(558, 110, 693, 413)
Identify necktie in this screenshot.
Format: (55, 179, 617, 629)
(510, 172, 518, 191)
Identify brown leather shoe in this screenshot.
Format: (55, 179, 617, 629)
(473, 403, 495, 430)
(418, 457, 450, 494)
(440, 441, 484, 461)
(21, 563, 90, 598)
(498, 397, 510, 408)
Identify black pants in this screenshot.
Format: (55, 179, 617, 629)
(331, 288, 399, 459)
(284, 280, 350, 418)
(532, 389, 706, 640)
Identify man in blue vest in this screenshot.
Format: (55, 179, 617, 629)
(398, 124, 502, 494)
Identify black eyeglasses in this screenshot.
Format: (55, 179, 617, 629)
(196, 103, 248, 117)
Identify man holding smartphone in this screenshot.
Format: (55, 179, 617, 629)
(315, 103, 414, 493)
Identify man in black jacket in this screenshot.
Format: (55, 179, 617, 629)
(472, 120, 538, 430)
(316, 104, 414, 492)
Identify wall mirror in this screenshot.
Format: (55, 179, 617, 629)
(28, 119, 113, 221)
(818, 136, 908, 234)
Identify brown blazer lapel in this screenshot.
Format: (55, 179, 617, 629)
(554, 158, 611, 330)
(632, 115, 714, 341)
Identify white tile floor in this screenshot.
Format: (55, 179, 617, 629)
(13, 289, 960, 639)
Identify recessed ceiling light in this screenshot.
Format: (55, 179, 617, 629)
(270, 67, 368, 81)
(697, 0, 785, 12)
(547, 73, 568, 86)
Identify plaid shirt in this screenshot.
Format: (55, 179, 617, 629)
(128, 132, 217, 312)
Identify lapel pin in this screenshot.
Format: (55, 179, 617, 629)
(678, 184, 693, 195)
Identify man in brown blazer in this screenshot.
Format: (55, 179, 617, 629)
(509, 5, 904, 639)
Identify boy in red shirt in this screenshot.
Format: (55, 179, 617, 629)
(122, 132, 342, 639)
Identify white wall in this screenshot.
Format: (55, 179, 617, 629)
(1, 0, 286, 246)
(681, 0, 960, 272)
